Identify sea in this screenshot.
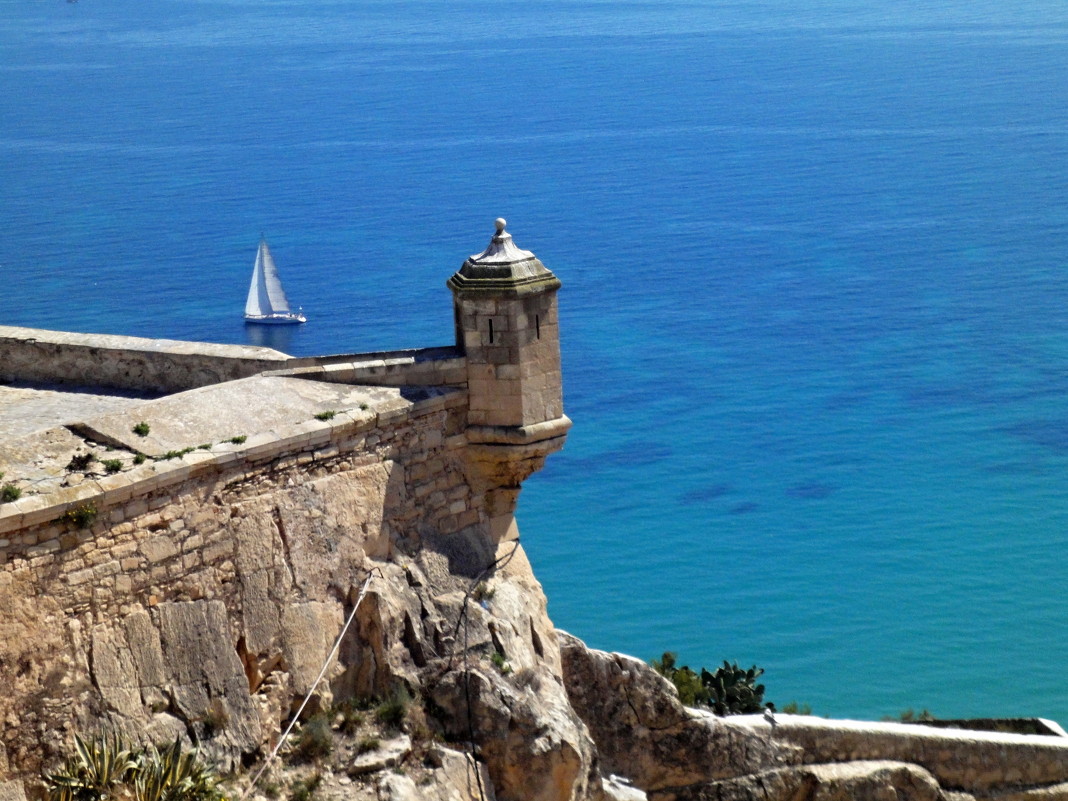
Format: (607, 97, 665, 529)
(4, 0, 1068, 723)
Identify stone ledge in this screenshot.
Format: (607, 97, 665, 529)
(725, 714, 1068, 792)
(466, 415, 572, 446)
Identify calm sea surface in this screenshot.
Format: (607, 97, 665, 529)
(5, 0, 1068, 721)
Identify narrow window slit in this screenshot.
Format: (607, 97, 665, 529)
(535, 314, 541, 339)
(488, 319, 494, 343)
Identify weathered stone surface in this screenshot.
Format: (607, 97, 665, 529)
(995, 783, 1068, 801)
(0, 779, 27, 801)
(423, 745, 499, 801)
(157, 601, 262, 763)
(558, 632, 799, 793)
(428, 665, 598, 801)
(348, 734, 412, 776)
(90, 623, 143, 719)
(604, 776, 648, 801)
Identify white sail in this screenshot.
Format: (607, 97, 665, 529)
(246, 239, 295, 316)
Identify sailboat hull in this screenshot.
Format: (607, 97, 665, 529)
(244, 312, 307, 325)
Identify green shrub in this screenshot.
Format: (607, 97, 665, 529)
(101, 459, 122, 474)
(288, 774, 322, 801)
(293, 714, 333, 763)
(132, 422, 150, 437)
(335, 699, 364, 735)
(228, 435, 247, 445)
(313, 410, 337, 421)
(1, 484, 21, 503)
(157, 447, 195, 461)
(356, 737, 380, 755)
(133, 453, 147, 465)
(64, 503, 98, 530)
(375, 688, 411, 730)
(652, 653, 768, 715)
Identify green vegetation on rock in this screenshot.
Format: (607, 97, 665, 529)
(43, 734, 224, 801)
(652, 652, 769, 715)
(64, 503, 98, 530)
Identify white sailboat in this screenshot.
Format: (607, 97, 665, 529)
(244, 237, 307, 325)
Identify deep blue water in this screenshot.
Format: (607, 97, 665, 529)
(6, 0, 1068, 721)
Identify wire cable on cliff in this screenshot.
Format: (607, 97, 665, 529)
(446, 537, 522, 801)
(239, 568, 381, 801)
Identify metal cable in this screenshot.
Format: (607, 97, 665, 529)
(239, 568, 380, 801)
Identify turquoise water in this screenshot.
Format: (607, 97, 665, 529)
(5, 0, 1068, 721)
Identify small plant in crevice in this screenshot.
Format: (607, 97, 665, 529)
(101, 459, 123, 474)
(313, 410, 337, 421)
(356, 737, 380, 755)
(228, 435, 247, 445)
(157, 447, 195, 461)
(358, 403, 369, 411)
(199, 699, 230, 738)
(472, 582, 495, 603)
(292, 714, 333, 763)
(288, 773, 322, 801)
(66, 453, 94, 472)
(64, 503, 98, 530)
(1, 484, 21, 503)
(197, 443, 211, 450)
(490, 650, 512, 675)
(335, 699, 364, 735)
(133, 453, 147, 465)
(374, 687, 411, 730)
(132, 422, 150, 437)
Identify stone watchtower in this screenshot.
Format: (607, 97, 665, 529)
(448, 219, 571, 541)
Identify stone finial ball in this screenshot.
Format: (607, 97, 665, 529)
(494, 218, 507, 232)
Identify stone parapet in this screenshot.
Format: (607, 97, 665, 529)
(0, 326, 292, 393)
(724, 714, 1068, 793)
(273, 347, 467, 388)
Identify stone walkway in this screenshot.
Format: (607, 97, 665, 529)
(0, 383, 155, 442)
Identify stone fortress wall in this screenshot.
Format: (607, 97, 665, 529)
(3, 221, 1068, 801)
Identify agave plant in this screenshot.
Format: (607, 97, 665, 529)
(45, 734, 224, 801)
(134, 739, 223, 801)
(44, 733, 142, 801)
